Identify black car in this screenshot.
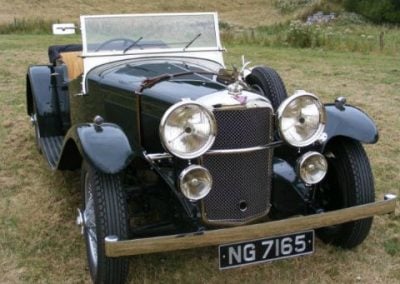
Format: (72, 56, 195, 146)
(26, 13, 396, 284)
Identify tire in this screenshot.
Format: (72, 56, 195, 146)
(245, 66, 288, 110)
(316, 138, 375, 248)
(81, 162, 129, 284)
(32, 100, 42, 154)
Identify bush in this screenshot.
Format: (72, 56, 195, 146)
(285, 20, 324, 48)
(343, 0, 400, 24)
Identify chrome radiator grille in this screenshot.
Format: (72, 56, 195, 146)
(202, 107, 274, 224)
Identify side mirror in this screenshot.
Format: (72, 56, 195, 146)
(52, 23, 76, 35)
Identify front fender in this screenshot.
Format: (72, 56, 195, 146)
(324, 104, 378, 145)
(58, 123, 133, 174)
(271, 158, 308, 217)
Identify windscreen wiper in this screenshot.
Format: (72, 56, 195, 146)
(183, 33, 202, 51)
(139, 70, 217, 92)
(123, 36, 144, 53)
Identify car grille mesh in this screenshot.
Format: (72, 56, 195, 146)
(211, 108, 271, 149)
(202, 107, 274, 224)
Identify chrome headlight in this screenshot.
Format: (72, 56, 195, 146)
(160, 101, 216, 159)
(297, 151, 328, 184)
(179, 165, 212, 201)
(277, 91, 326, 147)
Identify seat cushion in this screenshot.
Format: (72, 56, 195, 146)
(59, 51, 83, 80)
(48, 44, 82, 64)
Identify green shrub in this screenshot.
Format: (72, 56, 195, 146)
(343, 0, 400, 24)
(285, 20, 324, 48)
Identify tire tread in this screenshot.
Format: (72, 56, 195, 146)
(83, 163, 129, 284)
(317, 138, 374, 248)
(246, 66, 288, 110)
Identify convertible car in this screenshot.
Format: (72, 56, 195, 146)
(26, 13, 396, 283)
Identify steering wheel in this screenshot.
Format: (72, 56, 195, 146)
(95, 38, 135, 52)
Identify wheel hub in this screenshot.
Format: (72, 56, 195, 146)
(30, 115, 36, 126)
(76, 208, 85, 235)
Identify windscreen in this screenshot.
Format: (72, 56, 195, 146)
(83, 13, 219, 54)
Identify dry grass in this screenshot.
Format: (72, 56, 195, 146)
(0, 0, 289, 28)
(0, 32, 399, 283)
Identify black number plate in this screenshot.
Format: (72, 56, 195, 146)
(219, 231, 314, 269)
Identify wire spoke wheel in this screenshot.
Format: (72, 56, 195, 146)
(84, 176, 98, 269)
(81, 162, 129, 284)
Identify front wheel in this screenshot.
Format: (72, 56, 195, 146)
(316, 138, 375, 248)
(245, 66, 288, 110)
(81, 162, 129, 284)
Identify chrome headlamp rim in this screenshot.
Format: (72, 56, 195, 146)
(297, 151, 328, 184)
(277, 91, 326, 147)
(178, 164, 213, 201)
(159, 100, 217, 159)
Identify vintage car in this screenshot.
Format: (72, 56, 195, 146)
(26, 13, 396, 283)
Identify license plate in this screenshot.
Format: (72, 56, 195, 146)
(219, 230, 314, 269)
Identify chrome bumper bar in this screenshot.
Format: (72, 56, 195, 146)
(105, 195, 397, 257)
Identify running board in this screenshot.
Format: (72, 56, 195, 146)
(40, 136, 64, 169)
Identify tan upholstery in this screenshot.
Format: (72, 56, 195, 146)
(60, 51, 83, 80)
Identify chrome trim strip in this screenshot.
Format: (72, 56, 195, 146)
(144, 152, 173, 161)
(144, 141, 283, 161)
(206, 141, 283, 155)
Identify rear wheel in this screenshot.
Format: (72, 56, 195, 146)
(316, 138, 375, 248)
(245, 66, 288, 110)
(81, 162, 129, 284)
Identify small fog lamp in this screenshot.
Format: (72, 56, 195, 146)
(179, 165, 212, 201)
(297, 151, 328, 184)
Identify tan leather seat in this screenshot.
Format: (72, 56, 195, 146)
(59, 51, 83, 80)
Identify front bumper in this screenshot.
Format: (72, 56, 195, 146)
(105, 195, 397, 257)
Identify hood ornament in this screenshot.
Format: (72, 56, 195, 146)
(227, 56, 251, 104)
(227, 81, 243, 96)
(228, 82, 247, 104)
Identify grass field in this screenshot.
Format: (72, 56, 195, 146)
(0, 0, 290, 28)
(0, 33, 399, 283)
(0, 0, 399, 283)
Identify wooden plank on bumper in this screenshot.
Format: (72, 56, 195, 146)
(105, 198, 396, 257)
